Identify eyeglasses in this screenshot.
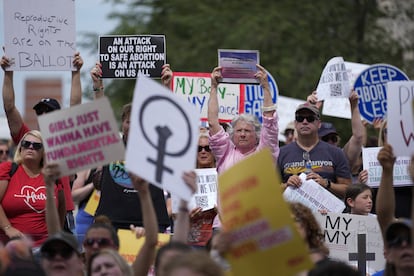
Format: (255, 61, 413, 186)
(41, 246, 75, 260)
(295, 115, 318, 123)
(198, 145, 211, 152)
(322, 134, 338, 143)
(83, 238, 113, 248)
(388, 235, 411, 248)
(21, 140, 43, 150)
(0, 150, 9, 155)
(35, 106, 53, 116)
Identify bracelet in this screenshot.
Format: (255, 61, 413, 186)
(3, 224, 11, 231)
(93, 86, 104, 92)
(179, 206, 189, 213)
(325, 179, 331, 189)
(261, 104, 277, 112)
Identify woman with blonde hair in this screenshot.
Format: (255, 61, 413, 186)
(0, 130, 64, 248)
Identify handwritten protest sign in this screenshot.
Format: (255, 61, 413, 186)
(353, 64, 409, 124)
(126, 76, 200, 201)
(3, 0, 76, 71)
(314, 212, 385, 275)
(171, 168, 217, 213)
(219, 149, 312, 276)
(118, 230, 171, 264)
(171, 72, 244, 122)
(316, 57, 350, 101)
(362, 147, 413, 187)
(99, 35, 166, 78)
(283, 173, 345, 213)
(387, 81, 414, 157)
(218, 49, 260, 84)
(38, 97, 125, 176)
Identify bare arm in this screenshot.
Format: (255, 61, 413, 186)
(305, 172, 351, 198)
(342, 91, 364, 167)
(71, 169, 94, 203)
(91, 62, 104, 99)
(161, 64, 173, 88)
(129, 173, 158, 276)
(70, 52, 83, 106)
(256, 64, 275, 118)
(43, 163, 63, 235)
(376, 144, 396, 239)
(0, 179, 24, 239)
(172, 171, 197, 243)
(208, 67, 222, 135)
(1, 56, 24, 138)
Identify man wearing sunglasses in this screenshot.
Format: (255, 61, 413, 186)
(0, 140, 11, 163)
(1, 53, 84, 236)
(278, 103, 351, 199)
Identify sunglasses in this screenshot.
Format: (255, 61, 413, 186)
(388, 235, 411, 248)
(198, 145, 211, 152)
(21, 140, 43, 150)
(295, 115, 318, 123)
(83, 238, 113, 248)
(41, 246, 75, 260)
(35, 106, 53, 116)
(0, 150, 9, 155)
(322, 134, 338, 143)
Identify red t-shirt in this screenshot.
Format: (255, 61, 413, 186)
(12, 123, 74, 211)
(0, 162, 62, 246)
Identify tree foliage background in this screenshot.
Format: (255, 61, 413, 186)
(81, 0, 414, 145)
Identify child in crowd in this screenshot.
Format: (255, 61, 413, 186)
(344, 183, 375, 216)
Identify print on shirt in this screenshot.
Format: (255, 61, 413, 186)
(109, 161, 133, 189)
(283, 160, 335, 176)
(14, 185, 47, 213)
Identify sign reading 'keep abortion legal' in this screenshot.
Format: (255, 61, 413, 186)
(353, 64, 409, 124)
(99, 35, 166, 79)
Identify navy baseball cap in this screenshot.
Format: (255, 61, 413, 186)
(33, 98, 61, 113)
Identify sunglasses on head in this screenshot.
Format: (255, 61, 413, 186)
(21, 140, 43, 150)
(41, 246, 75, 260)
(35, 106, 53, 116)
(83, 238, 113, 248)
(0, 150, 9, 155)
(388, 235, 411, 248)
(295, 115, 317, 123)
(198, 145, 211, 152)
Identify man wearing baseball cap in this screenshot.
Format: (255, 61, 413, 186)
(278, 102, 351, 199)
(0, 52, 84, 236)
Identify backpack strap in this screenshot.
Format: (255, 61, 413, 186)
(8, 162, 18, 178)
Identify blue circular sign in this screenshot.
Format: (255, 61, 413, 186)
(353, 64, 409, 123)
(244, 71, 279, 123)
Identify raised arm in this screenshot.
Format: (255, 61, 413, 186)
(161, 64, 173, 88)
(376, 144, 396, 239)
(129, 173, 158, 276)
(1, 55, 24, 138)
(342, 91, 364, 167)
(91, 62, 104, 99)
(208, 67, 222, 135)
(43, 163, 63, 235)
(256, 64, 275, 118)
(70, 51, 84, 106)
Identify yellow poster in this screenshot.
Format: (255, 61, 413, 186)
(219, 149, 312, 276)
(84, 189, 100, 216)
(117, 229, 171, 264)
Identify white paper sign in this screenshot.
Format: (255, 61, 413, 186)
(38, 97, 125, 176)
(126, 76, 200, 201)
(362, 147, 413, 187)
(3, 0, 76, 71)
(387, 81, 414, 157)
(314, 212, 385, 275)
(171, 168, 218, 213)
(277, 96, 305, 142)
(283, 173, 345, 213)
(316, 57, 350, 101)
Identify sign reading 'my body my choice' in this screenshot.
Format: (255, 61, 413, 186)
(3, 0, 76, 71)
(99, 35, 166, 79)
(353, 64, 409, 124)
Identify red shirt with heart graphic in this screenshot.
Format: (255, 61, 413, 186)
(0, 162, 62, 247)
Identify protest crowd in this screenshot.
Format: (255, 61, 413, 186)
(0, 4, 414, 276)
